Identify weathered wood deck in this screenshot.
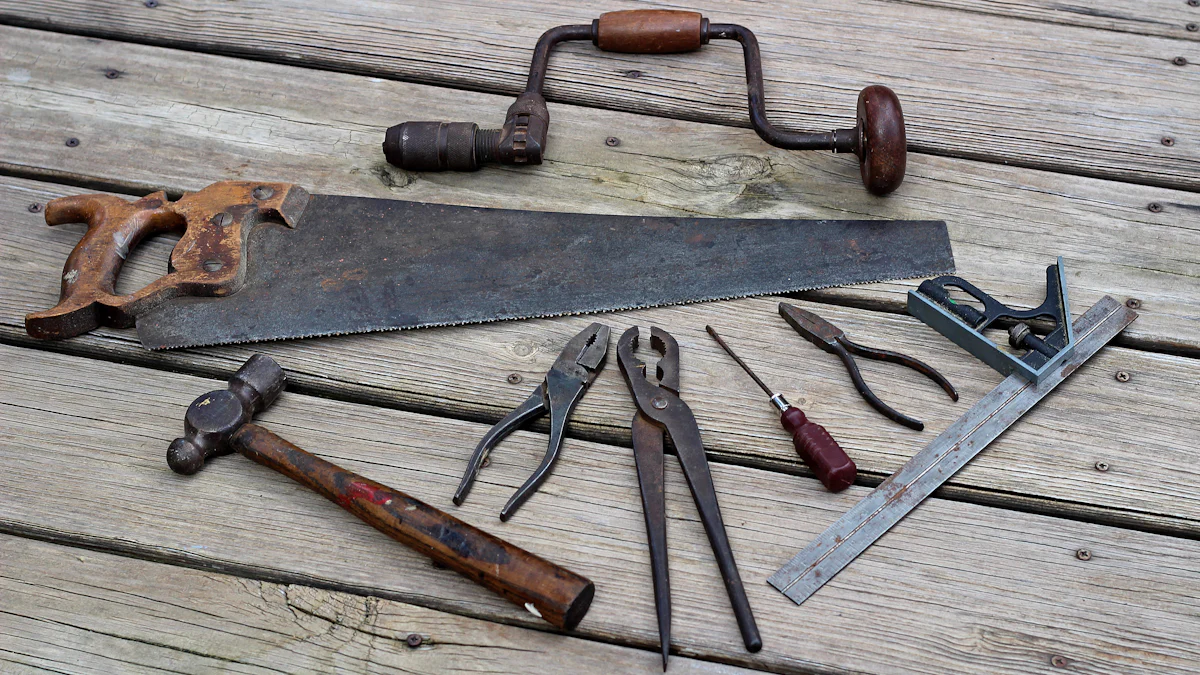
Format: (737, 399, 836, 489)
(1, 2, 1197, 673)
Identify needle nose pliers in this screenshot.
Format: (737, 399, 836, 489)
(616, 326, 761, 669)
(779, 303, 958, 431)
(454, 323, 610, 521)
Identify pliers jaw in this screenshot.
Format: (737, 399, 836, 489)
(554, 323, 611, 382)
(780, 303, 846, 350)
(454, 323, 610, 521)
(616, 326, 681, 420)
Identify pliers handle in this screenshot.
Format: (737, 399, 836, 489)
(831, 336, 958, 430)
(780, 303, 958, 431)
(616, 326, 761, 660)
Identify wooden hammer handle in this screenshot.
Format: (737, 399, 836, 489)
(230, 423, 594, 630)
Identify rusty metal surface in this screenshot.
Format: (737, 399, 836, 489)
(136, 192, 954, 349)
(779, 303, 958, 431)
(768, 295, 1138, 606)
(384, 10, 907, 194)
(617, 326, 761, 660)
(25, 182, 308, 340)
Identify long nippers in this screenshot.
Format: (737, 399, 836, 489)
(454, 323, 610, 521)
(617, 326, 761, 669)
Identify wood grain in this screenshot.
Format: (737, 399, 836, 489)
(0, 534, 754, 674)
(894, 0, 1200, 40)
(3, 175, 1200, 536)
(1, 28, 1198, 354)
(0, 1, 1195, 189)
(1, 345, 1198, 675)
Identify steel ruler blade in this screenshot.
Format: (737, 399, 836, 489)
(767, 295, 1137, 605)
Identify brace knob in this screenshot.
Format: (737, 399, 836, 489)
(855, 85, 907, 196)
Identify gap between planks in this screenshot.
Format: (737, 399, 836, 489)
(1, 27, 1198, 354)
(1, 345, 1198, 675)
(886, 0, 1200, 41)
(0, 0, 1195, 190)
(0, 533, 761, 674)
(3, 175, 1200, 538)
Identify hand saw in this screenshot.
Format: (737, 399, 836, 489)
(768, 288, 1137, 606)
(26, 181, 953, 350)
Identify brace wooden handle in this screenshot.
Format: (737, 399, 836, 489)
(595, 10, 706, 53)
(780, 408, 856, 492)
(230, 423, 595, 630)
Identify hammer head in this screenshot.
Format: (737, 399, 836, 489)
(167, 354, 286, 475)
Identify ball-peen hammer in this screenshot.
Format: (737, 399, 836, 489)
(167, 354, 594, 630)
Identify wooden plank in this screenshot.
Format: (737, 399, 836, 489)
(0, 2, 1196, 189)
(3, 177, 1200, 535)
(895, 0, 1200, 41)
(1, 29, 1198, 355)
(1, 344, 1198, 675)
(0, 534, 754, 674)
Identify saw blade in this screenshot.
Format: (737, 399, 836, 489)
(136, 195, 954, 349)
(767, 295, 1137, 605)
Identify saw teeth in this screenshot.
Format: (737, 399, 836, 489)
(143, 267, 953, 350)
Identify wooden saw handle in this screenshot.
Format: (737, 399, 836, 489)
(25, 182, 309, 340)
(231, 423, 596, 630)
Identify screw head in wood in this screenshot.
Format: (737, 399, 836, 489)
(1125, 298, 1142, 309)
(144, 0, 158, 7)
(104, 69, 120, 79)
(1051, 655, 1069, 668)
(1115, 371, 1130, 383)
(1095, 461, 1110, 472)
(1162, 136, 1176, 146)
(406, 633, 423, 648)
(1188, 23, 1199, 31)
(1190, 0, 1200, 7)
(506, 373, 523, 384)
(1172, 56, 1188, 66)
(65, 137, 80, 147)
(605, 136, 620, 147)
(27, 202, 43, 213)
(1148, 202, 1163, 212)
(1075, 548, 1092, 561)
